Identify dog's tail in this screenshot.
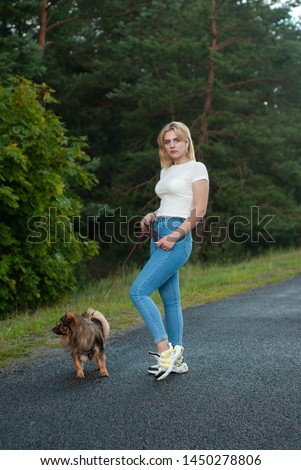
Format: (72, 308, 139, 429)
(84, 308, 110, 341)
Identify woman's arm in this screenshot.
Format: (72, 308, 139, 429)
(156, 179, 209, 250)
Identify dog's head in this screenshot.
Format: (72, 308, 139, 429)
(52, 312, 77, 336)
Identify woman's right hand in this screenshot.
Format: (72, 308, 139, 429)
(140, 212, 156, 232)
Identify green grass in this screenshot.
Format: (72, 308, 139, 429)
(0, 248, 300, 367)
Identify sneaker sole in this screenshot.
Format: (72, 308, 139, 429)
(148, 364, 188, 375)
(155, 367, 173, 381)
(149, 368, 188, 375)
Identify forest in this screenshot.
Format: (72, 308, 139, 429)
(0, 0, 301, 315)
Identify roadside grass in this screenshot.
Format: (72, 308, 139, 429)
(0, 247, 300, 367)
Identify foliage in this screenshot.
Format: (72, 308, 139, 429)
(0, 1, 44, 80)
(0, 0, 301, 275)
(0, 78, 98, 317)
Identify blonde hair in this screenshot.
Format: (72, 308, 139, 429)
(157, 121, 196, 168)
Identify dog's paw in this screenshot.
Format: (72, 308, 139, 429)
(100, 370, 109, 377)
(76, 372, 85, 379)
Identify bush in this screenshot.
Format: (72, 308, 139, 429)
(0, 78, 98, 317)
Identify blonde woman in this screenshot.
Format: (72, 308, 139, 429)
(130, 122, 209, 380)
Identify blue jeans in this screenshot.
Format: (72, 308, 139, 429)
(130, 217, 192, 345)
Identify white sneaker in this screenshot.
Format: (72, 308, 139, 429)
(152, 344, 184, 381)
(148, 358, 188, 375)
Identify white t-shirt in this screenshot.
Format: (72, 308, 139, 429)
(155, 160, 209, 218)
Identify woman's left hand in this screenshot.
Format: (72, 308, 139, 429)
(156, 236, 176, 251)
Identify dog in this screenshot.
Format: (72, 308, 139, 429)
(52, 308, 110, 379)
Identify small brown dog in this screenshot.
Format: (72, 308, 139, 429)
(52, 308, 110, 379)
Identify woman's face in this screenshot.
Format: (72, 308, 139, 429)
(163, 130, 189, 164)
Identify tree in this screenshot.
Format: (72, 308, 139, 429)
(0, 0, 300, 270)
(0, 0, 44, 80)
(98, 0, 301, 262)
(199, 0, 301, 259)
(0, 78, 98, 316)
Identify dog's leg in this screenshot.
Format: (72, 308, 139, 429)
(96, 350, 109, 377)
(72, 354, 85, 379)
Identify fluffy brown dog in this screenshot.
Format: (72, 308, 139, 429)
(52, 308, 110, 379)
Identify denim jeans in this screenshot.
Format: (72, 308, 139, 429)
(130, 217, 192, 345)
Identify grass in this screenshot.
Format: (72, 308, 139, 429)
(0, 247, 300, 367)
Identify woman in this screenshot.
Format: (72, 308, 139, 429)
(130, 122, 209, 381)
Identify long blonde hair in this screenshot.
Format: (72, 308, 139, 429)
(157, 121, 196, 168)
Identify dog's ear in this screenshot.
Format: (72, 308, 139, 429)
(52, 315, 69, 335)
(58, 314, 69, 325)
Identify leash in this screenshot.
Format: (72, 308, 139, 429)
(98, 232, 146, 303)
(98, 222, 159, 304)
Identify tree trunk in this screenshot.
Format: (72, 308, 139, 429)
(38, 0, 48, 58)
(198, 0, 217, 159)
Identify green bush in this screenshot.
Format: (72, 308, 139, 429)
(0, 78, 98, 317)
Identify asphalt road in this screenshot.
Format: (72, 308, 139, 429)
(0, 275, 300, 450)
